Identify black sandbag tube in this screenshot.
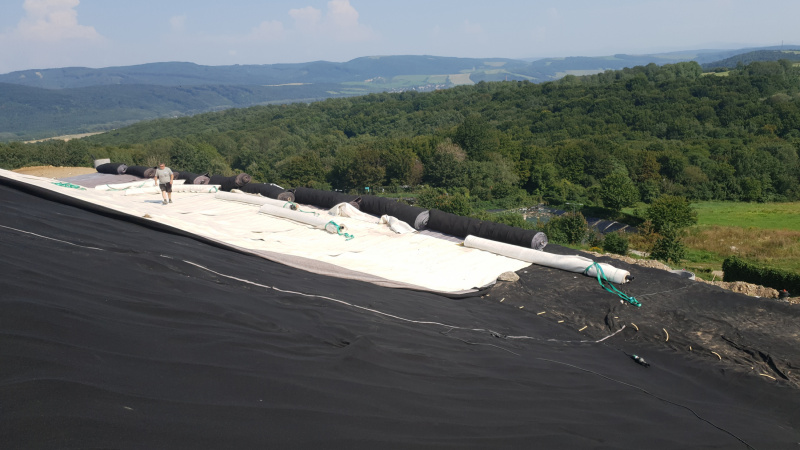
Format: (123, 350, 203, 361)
(176, 172, 211, 185)
(359, 196, 429, 230)
(235, 173, 252, 187)
(241, 183, 295, 201)
(427, 209, 547, 249)
(292, 187, 358, 209)
(209, 174, 252, 192)
(96, 163, 128, 175)
(427, 209, 484, 238)
(125, 165, 154, 178)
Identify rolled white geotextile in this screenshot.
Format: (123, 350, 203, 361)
(123, 187, 160, 196)
(463, 235, 630, 284)
(171, 184, 217, 193)
(122, 185, 220, 195)
(215, 191, 292, 208)
(95, 179, 156, 191)
(259, 203, 341, 230)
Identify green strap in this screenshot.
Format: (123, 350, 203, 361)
(326, 220, 354, 241)
(52, 182, 86, 190)
(585, 262, 641, 307)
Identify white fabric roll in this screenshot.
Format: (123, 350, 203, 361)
(259, 203, 344, 233)
(463, 235, 630, 284)
(215, 191, 292, 208)
(122, 185, 220, 195)
(123, 187, 160, 196)
(96, 179, 155, 191)
(171, 184, 218, 193)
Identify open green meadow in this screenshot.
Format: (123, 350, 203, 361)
(692, 201, 800, 231)
(682, 202, 800, 276)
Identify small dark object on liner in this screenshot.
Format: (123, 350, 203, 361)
(631, 354, 650, 367)
(779, 289, 790, 299)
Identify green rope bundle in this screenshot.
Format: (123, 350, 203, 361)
(585, 262, 641, 307)
(326, 220, 354, 241)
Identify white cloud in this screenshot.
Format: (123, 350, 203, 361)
(249, 20, 284, 41)
(170, 15, 186, 33)
(14, 0, 101, 42)
(546, 7, 560, 22)
(463, 19, 483, 35)
(0, 0, 107, 72)
(288, 0, 374, 42)
(288, 6, 322, 32)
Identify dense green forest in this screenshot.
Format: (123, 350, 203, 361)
(4, 49, 797, 142)
(3, 60, 800, 211)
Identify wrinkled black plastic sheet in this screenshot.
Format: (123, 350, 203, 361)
(1, 179, 799, 449)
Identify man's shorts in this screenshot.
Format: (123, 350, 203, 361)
(159, 182, 172, 193)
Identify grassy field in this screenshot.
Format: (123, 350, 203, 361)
(673, 202, 800, 276)
(691, 201, 800, 230)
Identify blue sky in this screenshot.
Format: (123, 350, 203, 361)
(1, 0, 798, 73)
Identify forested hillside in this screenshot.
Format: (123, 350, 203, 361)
(2, 60, 799, 208)
(0, 82, 357, 141)
(4, 49, 799, 142)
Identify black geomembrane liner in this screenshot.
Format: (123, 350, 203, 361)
(1, 175, 799, 449)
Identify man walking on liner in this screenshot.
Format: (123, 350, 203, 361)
(154, 162, 174, 205)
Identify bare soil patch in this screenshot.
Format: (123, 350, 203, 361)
(13, 165, 96, 178)
(23, 132, 105, 144)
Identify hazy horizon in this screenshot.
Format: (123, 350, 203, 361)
(1, 0, 798, 74)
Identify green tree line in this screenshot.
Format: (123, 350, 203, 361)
(2, 60, 800, 209)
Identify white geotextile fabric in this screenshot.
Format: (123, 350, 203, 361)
(215, 191, 291, 208)
(0, 169, 531, 293)
(258, 203, 341, 231)
(464, 235, 630, 284)
(379, 215, 416, 234)
(95, 179, 156, 191)
(327, 203, 415, 234)
(328, 203, 380, 223)
(123, 184, 219, 195)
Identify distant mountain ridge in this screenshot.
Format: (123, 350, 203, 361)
(4, 47, 798, 89)
(0, 56, 529, 89)
(701, 49, 800, 70)
(2, 46, 799, 141)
